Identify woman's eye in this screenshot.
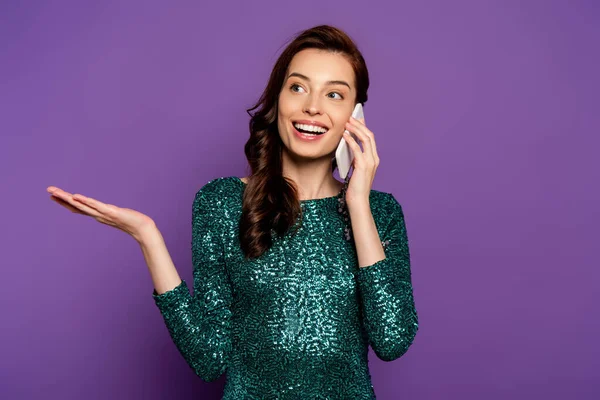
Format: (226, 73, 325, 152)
(290, 84, 304, 93)
(290, 84, 343, 100)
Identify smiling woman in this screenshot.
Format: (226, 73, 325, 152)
(242, 29, 370, 259)
(279, 51, 356, 154)
(150, 24, 419, 399)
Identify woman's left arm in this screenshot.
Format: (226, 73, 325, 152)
(350, 197, 419, 362)
(343, 116, 419, 362)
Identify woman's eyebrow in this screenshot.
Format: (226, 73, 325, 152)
(287, 72, 351, 90)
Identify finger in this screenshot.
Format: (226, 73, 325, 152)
(50, 194, 125, 231)
(50, 194, 86, 215)
(72, 195, 128, 229)
(351, 117, 379, 165)
(49, 188, 133, 235)
(342, 130, 365, 166)
(72, 194, 119, 219)
(346, 120, 374, 165)
(52, 193, 127, 233)
(51, 189, 103, 219)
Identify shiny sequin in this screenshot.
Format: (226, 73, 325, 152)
(152, 176, 418, 399)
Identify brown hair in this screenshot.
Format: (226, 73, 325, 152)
(240, 24, 370, 259)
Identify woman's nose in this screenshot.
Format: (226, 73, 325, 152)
(303, 97, 323, 115)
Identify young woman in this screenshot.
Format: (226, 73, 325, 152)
(47, 25, 418, 399)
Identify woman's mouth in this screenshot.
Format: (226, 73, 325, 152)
(291, 121, 329, 141)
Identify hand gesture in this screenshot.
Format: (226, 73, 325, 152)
(342, 115, 380, 210)
(46, 186, 156, 243)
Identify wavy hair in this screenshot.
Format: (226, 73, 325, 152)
(240, 24, 370, 259)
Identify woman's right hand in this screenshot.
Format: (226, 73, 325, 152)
(47, 186, 156, 243)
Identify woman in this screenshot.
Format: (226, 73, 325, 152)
(47, 25, 418, 399)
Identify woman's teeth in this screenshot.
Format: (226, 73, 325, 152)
(294, 123, 328, 135)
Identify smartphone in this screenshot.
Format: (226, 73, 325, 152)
(335, 103, 364, 179)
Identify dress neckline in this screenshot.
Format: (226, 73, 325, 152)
(233, 176, 343, 205)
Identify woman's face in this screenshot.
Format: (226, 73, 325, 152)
(277, 48, 356, 161)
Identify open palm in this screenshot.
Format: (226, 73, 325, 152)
(47, 186, 155, 243)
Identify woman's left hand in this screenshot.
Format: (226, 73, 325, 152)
(342, 116, 380, 211)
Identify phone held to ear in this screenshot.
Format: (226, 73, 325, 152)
(335, 103, 364, 180)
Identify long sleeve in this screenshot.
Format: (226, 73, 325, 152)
(356, 194, 419, 362)
(152, 186, 233, 381)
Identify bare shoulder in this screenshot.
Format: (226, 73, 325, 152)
(239, 176, 249, 184)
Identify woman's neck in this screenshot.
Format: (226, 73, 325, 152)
(281, 162, 342, 200)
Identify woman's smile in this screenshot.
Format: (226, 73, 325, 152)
(291, 121, 329, 141)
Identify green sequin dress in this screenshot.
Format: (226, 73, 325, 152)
(152, 176, 418, 399)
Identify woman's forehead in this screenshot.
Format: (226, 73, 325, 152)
(287, 50, 354, 84)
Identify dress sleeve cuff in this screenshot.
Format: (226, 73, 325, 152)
(356, 257, 396, 286)
(152, 279, 189, 309)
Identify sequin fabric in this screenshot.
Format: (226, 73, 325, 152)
(152, 176, 418, 399)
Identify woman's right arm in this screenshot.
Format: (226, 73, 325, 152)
(47, 182, 233, 382)
(138, 226, 183, 295)
(148, 186, 233, 382)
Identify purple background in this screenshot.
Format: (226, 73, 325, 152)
(2, 0, 598, 399)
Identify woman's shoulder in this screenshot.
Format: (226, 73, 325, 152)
(199, 175, 245, 191)
(366, 189, 407, 237)
(368, 189, 405, 217)
(194, 176, 245, 207)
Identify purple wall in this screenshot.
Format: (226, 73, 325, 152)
(2, 1, 598, 399)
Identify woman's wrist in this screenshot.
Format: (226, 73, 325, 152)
(135, 221, 161, 246)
